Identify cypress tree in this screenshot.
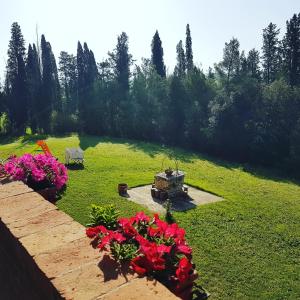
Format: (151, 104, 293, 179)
(109, 32, 132, 91)
(262, 23, 280, 84)
(40, 34, 60, 132)
(77, 41, 98, 131)
(58, 51, 78, 113)
(185, 24, 194, 72)
(151, 30, 166, 77)
(26, 43, 42, 132)
(77, 41, 85, 116)
(174, 40, 186, 77)
(282, 13, 300, 86)
(5, 22, 28, 133)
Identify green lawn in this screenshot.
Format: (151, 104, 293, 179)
(0, 134, 299, 299)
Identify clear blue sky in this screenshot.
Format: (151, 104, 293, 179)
(0, 0, 299, 80)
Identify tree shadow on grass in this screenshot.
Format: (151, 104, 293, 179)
(78, 134, 102, 150)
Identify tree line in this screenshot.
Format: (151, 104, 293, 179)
(1, 15, 300, 173)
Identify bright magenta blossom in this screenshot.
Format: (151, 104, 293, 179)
(3, 153, 68, 190)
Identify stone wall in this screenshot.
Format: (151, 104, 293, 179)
(0, 181, 178, 300)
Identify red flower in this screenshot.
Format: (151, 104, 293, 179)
(130, 256, 152, 275)
(118, 217, 137, 237)
(175, 257, 193, 283)
(157, 244, 172, 255)
(111, 232, 126, 243)
(98, 235, 111, 250)
(86, 225, 108, 238)
(135, 211, 150, 223)
(147, 226, 161, 237)
(176, 242, 192, 255)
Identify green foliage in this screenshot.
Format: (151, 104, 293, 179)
(151, 30, 166, 78)
(41, 34, 60, 133)
(87, 204, 120, 229)
(110, 242, 138, 262)
(6, 22, 27, 134)
(262, 23, 281, 84)
(164, 199, 176, 224)
(51, 111, 79, 134)
(185, 24, 193, 72)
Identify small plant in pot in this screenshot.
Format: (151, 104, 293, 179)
(3, 153, 68, 201)
(165, 167, 173, 176)
(85, 206, 199, 299)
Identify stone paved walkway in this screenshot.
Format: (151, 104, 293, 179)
(0, 181, 178, 300)
(127, 184, 223, 213)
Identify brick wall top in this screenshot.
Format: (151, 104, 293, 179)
(0, 181, 178, 300)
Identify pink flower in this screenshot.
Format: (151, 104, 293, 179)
(31, 168, 45, 181)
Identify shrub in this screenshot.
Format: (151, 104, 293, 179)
(86, 204, 119, 229)
(3, 153, 68, 190)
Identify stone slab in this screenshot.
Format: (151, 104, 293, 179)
(97, 277, 178, 300)
(0, 192, 57, 225)
(0, 180, 32, 199)
(127, 184, 223, 213)
(51, 257, 136, 300)
(34, 237, 102, 279)
(20, 221, 85, 256)
(7, 209, 73, 238)
(0, 192, 56, 224)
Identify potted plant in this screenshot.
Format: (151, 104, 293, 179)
(3, 154, 68, 201)
(85, 207, 198, 299)
(165, 167, 173, 177)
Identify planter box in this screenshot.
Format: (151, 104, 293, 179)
(36, 186, 57, 202)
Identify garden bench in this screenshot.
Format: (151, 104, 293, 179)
(65, 147, 84, 164)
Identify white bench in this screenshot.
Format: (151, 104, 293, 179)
(65, 147, 84, 164)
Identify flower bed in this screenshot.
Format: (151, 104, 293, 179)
(1, 154, 68, 199)
(86, 207, 198, 299)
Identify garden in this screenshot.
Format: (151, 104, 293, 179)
(0, 134, 299, 299)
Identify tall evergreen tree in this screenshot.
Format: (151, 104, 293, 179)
(58, 51, 78, 113)
(185, 24, 194, 72)
(109, 32, 132, 91)
(5, 22, 28, 133)
(108, 32, 133, 135)
(247, 48, 261, 79)
(217, 38, 240, 89)
(40, 34, 60, 132)
(151, 30, 166, 78)
(77, 41, 99, 131)
(26, 43, 42, 132)
(262, 23, 280, 84)
(174, 40, 186, 77)
(77, 41, 85, 116)
(282, 13, 300, 86)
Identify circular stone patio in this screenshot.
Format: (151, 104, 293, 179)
(126, 185, 223, 213)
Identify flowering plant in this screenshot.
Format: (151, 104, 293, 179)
(3, 153, 68, 190)
(86, 210, 197, 295)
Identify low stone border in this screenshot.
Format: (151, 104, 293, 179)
(0, 181, 178, 299)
